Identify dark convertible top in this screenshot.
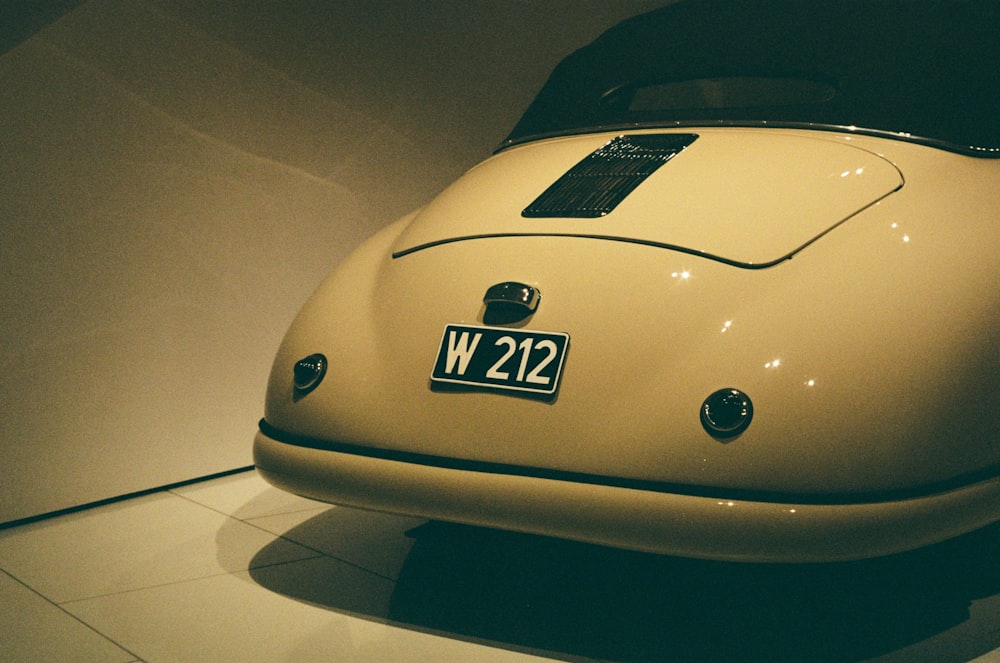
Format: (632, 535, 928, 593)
(504, 0, 1000, 156)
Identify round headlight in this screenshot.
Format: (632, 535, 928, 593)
(701, 388, 753, 439)
(293, 354, 327, 394)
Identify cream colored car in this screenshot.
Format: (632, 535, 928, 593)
(255, 0, 1000, 562)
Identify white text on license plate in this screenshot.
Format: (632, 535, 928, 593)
(431, 324, 569, 396)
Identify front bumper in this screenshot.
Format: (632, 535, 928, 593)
(254, 424, 1000, 563)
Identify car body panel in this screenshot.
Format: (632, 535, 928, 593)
(255, 433, 1000, 563)
(262, 129, 998, 500)
(392, 131, 903, 266)
(255, 1, 1000, 561)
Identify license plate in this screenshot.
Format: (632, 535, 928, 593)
(431, 324, 569, 396)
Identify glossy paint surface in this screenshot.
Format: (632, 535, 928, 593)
(257, 128, 1000, 560)
(392, 130, 902, 266)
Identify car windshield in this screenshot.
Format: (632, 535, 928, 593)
(623, 77, 837, 112)
(504, 0, 1000, 157)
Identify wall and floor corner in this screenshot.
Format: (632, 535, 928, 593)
(0, 0, 668, 525)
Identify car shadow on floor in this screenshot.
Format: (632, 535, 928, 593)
(250, 512, 1000, 662)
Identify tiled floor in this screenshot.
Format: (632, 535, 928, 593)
(1, 470, 998, 663)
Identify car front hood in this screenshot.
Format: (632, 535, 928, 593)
(391, 129, 902, 266)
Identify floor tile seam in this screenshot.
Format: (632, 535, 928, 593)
(151, 493, 330, 559)
(264, 524, 405, 582)
(158, 492, 334, 562)
(166, 487, 330, 525)
(368, 614, 584, 663)
(53, 557, 324, 608)
(244, 552, 402, 588)
(1, 566, 62, 605)
(247, 522, 401, 583)
(163, 494, 402, 583)
(243, 506, 331, 526)
(1, 568, 146, 661)
(223, 507, 409, 583)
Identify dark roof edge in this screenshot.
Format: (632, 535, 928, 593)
(496, 121, 1000, 159)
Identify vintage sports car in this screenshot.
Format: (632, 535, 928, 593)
(255, 0, 1000, 562)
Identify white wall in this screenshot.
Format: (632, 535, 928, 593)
(0, 0, 667, 524)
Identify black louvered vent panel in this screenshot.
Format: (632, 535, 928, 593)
(522, 134, 698, 218)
